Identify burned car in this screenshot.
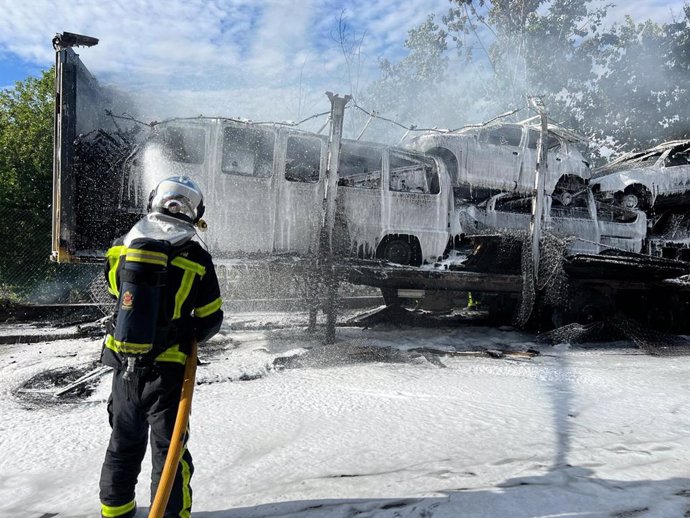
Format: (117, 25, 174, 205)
(454, 189, 647, 256)
(591, 140, 690, 211)
(404, 120, 591, 205)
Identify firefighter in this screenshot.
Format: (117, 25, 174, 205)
(99, 176, 223, 518)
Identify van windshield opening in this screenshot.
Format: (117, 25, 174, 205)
(389, 152, 440, 194)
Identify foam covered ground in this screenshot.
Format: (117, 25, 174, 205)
(1, 311, 689, 518)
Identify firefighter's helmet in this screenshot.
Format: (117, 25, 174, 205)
(148, 176, 205, 223)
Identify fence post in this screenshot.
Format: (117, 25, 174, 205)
(320, 92, 350, 344)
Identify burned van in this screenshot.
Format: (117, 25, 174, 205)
(54, 107, 453, 266)
(134, 120, 452, 265)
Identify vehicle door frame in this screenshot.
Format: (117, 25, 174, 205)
(207, 120, 279, 255)
(380, 148, 452, 263)
(272, 128, 327, 254)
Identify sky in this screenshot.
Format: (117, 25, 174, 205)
(0, 0, 687, 121)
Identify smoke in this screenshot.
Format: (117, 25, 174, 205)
(339, 2, 690, 159)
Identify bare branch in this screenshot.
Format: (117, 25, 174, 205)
(464, 3, 496, 71)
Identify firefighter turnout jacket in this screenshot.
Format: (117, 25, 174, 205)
(99, 236, 222, 518)
(101, 237, 223, 368)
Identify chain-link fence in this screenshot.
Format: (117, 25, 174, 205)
(86, 257, 382, 317)
(0, 196, 380, 317)
(0, 205, 101, 309)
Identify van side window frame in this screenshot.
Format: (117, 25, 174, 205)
(527, 129, 561, 150)
(388, 150, 440, 195)
(481, 126, 523, 147)
(221, 125, 276, 178)
(156, 125, 207, 165)
(337, 142, 383, 190)
(285, 134, 322, 183)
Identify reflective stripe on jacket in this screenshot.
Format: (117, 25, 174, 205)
(101, 238, 223, 368)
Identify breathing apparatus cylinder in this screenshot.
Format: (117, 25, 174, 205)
(113, 238, 171, 379)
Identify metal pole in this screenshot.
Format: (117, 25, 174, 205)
(527, 96, 549, 284)
(321, 92, 351, 344)
(356, 111, 377, 141)
(396, 125, 416, 146)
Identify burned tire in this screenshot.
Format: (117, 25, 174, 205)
(377, 236, 422, 266)
(646, 304, 675, 333)
(553, 174, 586, 207)
(615, 184, 652, 211)
(383, 240, 412, 264)
(643, 293, 680, 333)
(551, 287, 613, 328)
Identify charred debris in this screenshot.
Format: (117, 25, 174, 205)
(51, 35, 690, 349)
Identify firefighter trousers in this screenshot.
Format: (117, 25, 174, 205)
(99, 364, 194, 518)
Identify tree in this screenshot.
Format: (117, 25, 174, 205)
(363, 14, 454, 140)
(0, 68, 55, 288)
(442, 1, 690, 158)
(579, 12, 690, 155)
(363, 3, 612, 143)
(443, 0, 611, 130)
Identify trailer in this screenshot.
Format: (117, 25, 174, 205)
(50, 33, 690, 338)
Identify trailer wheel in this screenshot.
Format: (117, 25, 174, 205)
(645, 295, 677, 333)
(615, 184, 652, 211)
(553, 287, 612, 328)
(382, 239, 412, 265)
(377, 235, 422, 266)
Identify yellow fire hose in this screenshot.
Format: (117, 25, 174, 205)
(148, 340, 198, 518)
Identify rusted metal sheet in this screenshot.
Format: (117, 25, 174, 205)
(52, 45, 138, 262)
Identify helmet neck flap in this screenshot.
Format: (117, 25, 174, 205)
(124, 212, 196, 247)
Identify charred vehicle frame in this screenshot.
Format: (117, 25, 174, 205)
(50, 35, 690, 336)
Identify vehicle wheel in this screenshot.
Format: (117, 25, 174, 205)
(616, 185, 652, 211)
(553, 190, 573, 206)
(645, 295, 676, 333)
(382, 239, 413, 265)
(552, 175, 586, 207)
(558, 287, 612, 326)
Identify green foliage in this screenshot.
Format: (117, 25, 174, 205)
(0, 69, 55, 286)
(367, 1, 690, 161)
(365, 15, 453, 132)
(580, 15, 690, 155)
